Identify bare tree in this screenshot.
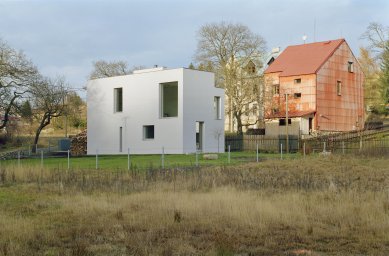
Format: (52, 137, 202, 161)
(195, 22, 267, 134)
(30, 77, 68, 152)
(362, 22, 389, 53)
(362, 22, 389, 111)
(0, 39, 38, 130)
(89, 60, 132, 79)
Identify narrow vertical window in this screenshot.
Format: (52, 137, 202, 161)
(273, 84, 280, 95)
(348, 61, 354, 73)
(336, 81, 342, 96)
(214, 96, 221, 119)
(252, 103, 258, 115)
(114, 88, 123, 112)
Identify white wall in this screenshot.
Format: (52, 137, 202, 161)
(182, 69, 225, 153)
(87, 68, 224, 155)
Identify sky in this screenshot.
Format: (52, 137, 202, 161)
(1, 0, 388, 99)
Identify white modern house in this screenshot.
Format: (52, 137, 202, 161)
(87, 67, 225, 155)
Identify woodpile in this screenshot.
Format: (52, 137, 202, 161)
(70, 130, 87, 156)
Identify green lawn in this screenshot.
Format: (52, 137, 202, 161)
(2, 151, 299, 170)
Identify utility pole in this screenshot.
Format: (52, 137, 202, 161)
(285, 93, 289, 154)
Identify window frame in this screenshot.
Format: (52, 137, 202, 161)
(279, 118, 291, 126)
(160, 82, 178, 118)
(114, 87, 123, 113)
(214, 96, 221, 120)
(273, 84, 280, 95)
(294, 93, 302, 99)
(336, 81, 342, 96)
(294, 78, 302, 84)
(143, 125, 155, 140)
(348, 61, 354, 73)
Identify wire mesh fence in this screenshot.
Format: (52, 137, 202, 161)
(1, 134, 388, 171)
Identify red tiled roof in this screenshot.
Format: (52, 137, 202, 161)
(264, 39, 345, 77)
(266, 110, 315, 119)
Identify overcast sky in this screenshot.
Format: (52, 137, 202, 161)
(1, 0, 388, 99)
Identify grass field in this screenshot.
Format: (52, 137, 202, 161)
(0, 154, 388, 255)
(2, 151, 297, 170)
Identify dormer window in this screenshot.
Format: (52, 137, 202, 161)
(294, 78, 301, 84)
(348, 61, 354, 73)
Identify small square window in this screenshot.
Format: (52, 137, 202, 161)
(294, 78, 301, 84)
(348, 61, 354, 73)
(294, 93, 301, 98)
(336, 81, 342, 96)
(143, 125, 154, 139)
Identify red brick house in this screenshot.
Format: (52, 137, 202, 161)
(264, 39, 364, 137)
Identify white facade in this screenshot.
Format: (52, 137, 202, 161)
(87, 67, 225, 155)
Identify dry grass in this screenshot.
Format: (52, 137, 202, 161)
(0, 155, 389, 255)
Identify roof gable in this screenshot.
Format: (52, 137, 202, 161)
(264, 39, 345, 77)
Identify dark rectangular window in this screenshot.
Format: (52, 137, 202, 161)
(294, 93, 301, 98)
(114, 88, 123, 112)
(143, 125, 154, 139)
(294, 78, 301, 84)
(279, 118, 291, 126)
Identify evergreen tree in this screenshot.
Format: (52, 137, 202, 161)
(19, 100, 33, 123)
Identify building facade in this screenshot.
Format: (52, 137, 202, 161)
(87, 67, 225, 155)
(264, 39, 364, 137)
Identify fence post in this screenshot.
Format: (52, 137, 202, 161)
(18, 151, 21, 168)
(342, 141, 345, 154)
(228, 145, 231, 164)
(29, 145, 31, 156)
(323, 142, 326, 152)
(161, 147, 165, 169)
(256, 143, 259, 162)
(67, 150, 70, 170)
(303, 142, 306, 158)
(48, 139, 51, 153)
(195, 150, 199, 167)
(359, 136, 363, 152)
(96, 149, 99, 170)
(41, 150, 43, 169)
(127, 147, 130, 171)
(280, 143, 283, 160)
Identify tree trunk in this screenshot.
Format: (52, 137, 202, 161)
(32, 113, 50, 153)
(0, 94, 19, 130)
(234, 111, 243, 135)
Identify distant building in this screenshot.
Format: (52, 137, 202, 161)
(264, 39, 364, 137)
(87, 67, 225, 155)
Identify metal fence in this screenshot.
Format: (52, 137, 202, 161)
(225, 134, 389, 155)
